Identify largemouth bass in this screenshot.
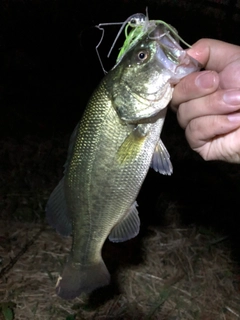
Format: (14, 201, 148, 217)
(46, 23, 200, 300)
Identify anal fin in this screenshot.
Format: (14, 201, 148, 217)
(109, 202, 140, 242)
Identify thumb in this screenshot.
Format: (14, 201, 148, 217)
(187, 38, 240, 72)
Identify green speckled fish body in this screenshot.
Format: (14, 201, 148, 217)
(46, 24, 200, 300)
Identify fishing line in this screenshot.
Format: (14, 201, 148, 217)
(95, 14, 146, 74)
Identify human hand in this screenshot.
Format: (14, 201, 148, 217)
(171, 39, 240, 163)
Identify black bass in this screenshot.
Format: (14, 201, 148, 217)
(46, 23, 200, 300)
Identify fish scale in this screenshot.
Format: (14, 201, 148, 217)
(46, 23, 201, 300)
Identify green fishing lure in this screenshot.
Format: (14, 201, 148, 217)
(96, 11, 192, 73)
(116, 15, 192, 63)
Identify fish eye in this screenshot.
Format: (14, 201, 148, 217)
(138, 51, 148, 61)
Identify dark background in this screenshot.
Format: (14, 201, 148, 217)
(1, 0, 240, 259)
(1, 0, 240, 137)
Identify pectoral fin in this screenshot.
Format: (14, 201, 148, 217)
(117, 130, 145, 164)
(46, 178, 72, 236)
(151, 139, 173, 175)
(109, 202, 140, 242)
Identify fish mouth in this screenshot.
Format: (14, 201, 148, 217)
(150, 25, 202, 82)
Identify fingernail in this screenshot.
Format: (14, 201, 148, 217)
(228, 113, 240, 122)
(223, 90, 240, 105)
(195, 71, 216, 89)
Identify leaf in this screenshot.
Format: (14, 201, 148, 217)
(65, 315, 76, 320)
(2, 306, 14, 320)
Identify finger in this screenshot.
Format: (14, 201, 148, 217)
(187, 39, 240, 72)
(219, 59, 240, 89)
(171, 70, 219, 111)
(185, 113, 240, 150)
(177, 89, 240, 129)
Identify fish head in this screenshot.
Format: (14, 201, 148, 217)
(108, 24, 201, 122)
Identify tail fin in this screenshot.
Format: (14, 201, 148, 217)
(56, 258, 110, 300)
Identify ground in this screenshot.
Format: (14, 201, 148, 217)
(1, 1, 240, 319)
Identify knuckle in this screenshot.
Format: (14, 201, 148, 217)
(176, 103, 188, 129)
(178, 76, 194, 96)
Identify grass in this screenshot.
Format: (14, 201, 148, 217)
(1, 112, 240, 319)
(1, 0, 240, 318)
